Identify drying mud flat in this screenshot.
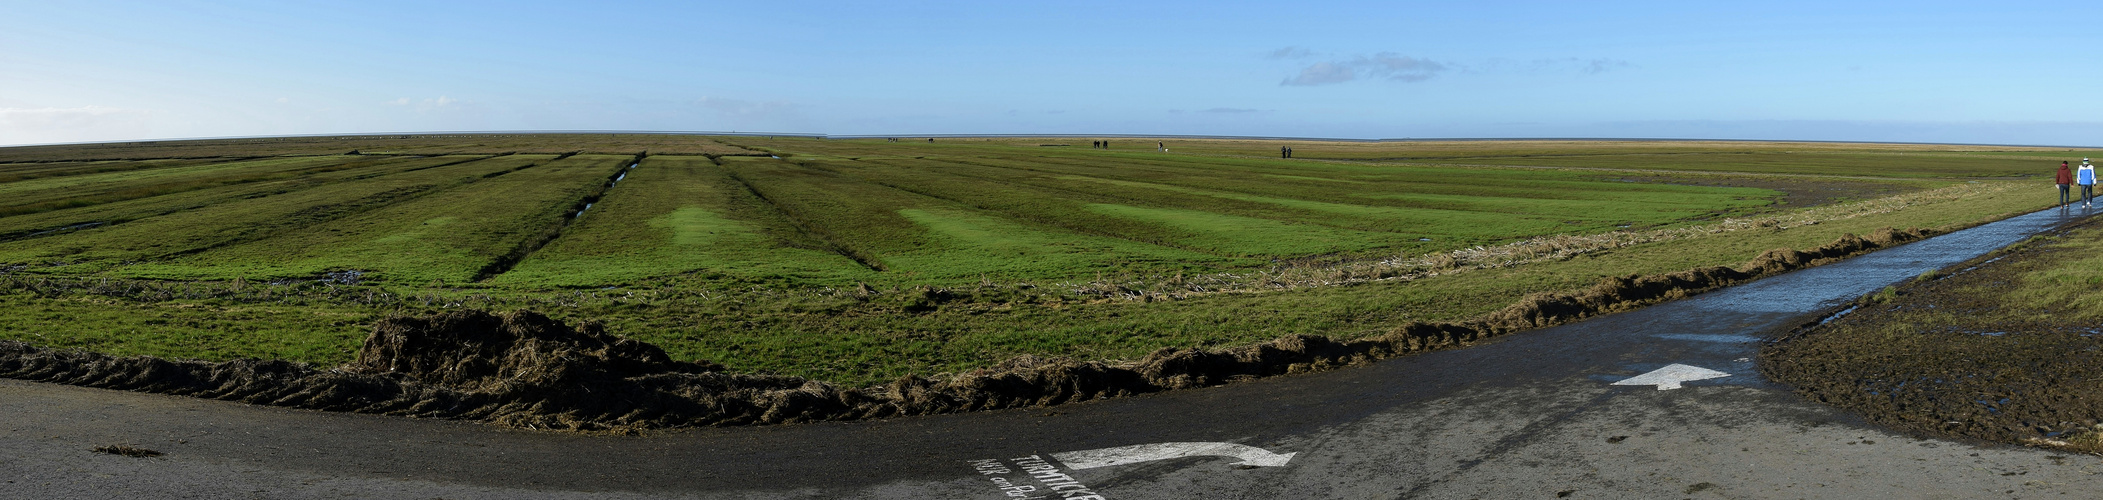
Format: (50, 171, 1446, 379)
(1765, 207, 2103, 452)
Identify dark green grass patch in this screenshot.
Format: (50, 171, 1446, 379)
(132, 155, 624, 284)
(0, 155, 496, 243)
(0, 155, 382, 217)
(0, 294, 369, 365)
(0, 158, 235, 183)
(0, 155, 505, 270)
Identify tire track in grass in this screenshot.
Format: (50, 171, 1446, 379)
(868, 157, 1438, 259)
(147, 155, 550, 261)
(0, 157, 262, 184)
(715, 157, 889, 272)
(938, 154, 1772, 243)
(0, 155, 506, 245)
(878, 156, 1415, 239)
(809, 158, 1238, 259)
(762, 157, 1248, 279)
(471, 153, 648, 281)
(0, 155, 408, 218)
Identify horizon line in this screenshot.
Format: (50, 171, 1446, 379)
(5, 129, 2100, 150)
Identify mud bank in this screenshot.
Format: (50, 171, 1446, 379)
(0, 228, 1932, 431)
(1763, 218, 2103, 451)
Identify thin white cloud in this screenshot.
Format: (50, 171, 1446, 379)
(1280, 51, 1630, 86)
(1282, 52, 1449, 86)
(1363, 54, 1447, 82)
(1268, 46, 1315, 59)
(1523, 57, 1633, 74)
(1283, 62, 1359, 86)
(1580, 58, 1631, 74)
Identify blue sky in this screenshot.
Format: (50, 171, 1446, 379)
(4, 1, 2101, 146)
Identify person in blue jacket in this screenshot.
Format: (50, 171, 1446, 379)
(2081, 158, 2097, 208)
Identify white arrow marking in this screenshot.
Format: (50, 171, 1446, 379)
(1049, 442, 1296, 470)
(1611, 363, 1730, 390)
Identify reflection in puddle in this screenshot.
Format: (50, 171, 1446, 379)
(1653, 333, 1760, 343)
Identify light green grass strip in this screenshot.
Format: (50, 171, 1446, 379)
(1081, 203, 1402, 256)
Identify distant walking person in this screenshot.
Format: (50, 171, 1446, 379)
(2081, 158, 2097, 207)
(1282, 146, 1289, 158)
(2058, 161, 2075, 206)
(1287, 147, 1293, 158)
(1158, 141, 1165, 152)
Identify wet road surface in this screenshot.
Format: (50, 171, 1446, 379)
(3, 205, 2099, 499)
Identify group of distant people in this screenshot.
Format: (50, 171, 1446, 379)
(1280, 146, 1295, 158)
(1089, 140, 1168, 151)
(2057, 159, 2098, 207)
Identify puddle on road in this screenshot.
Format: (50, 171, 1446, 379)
(1653, 333, 1760, 343)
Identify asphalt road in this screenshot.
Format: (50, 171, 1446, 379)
(3, 205, 2097, 499)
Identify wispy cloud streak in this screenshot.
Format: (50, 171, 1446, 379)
(1281, 52, 1449, 86)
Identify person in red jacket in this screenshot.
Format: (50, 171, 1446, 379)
(2059, 161, 2075, 206)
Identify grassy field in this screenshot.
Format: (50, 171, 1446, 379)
(0, 155, 506, 270)
(0, 134, 2085, 385)
(491, 155, 869, 286)
(123, 154, 632, 284)
(0, 133, 764, 162)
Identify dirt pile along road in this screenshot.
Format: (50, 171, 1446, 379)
(0, 228, 1933, 431)
(1765, 216, 2103, 451)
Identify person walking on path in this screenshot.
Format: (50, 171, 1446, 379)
(2058, 161, 2075, 206)
(2080, 158, 2097, 207)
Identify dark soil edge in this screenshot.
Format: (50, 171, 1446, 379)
(1760, 215, 2103, 452)
(0, 228, 1935, 432)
